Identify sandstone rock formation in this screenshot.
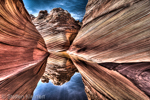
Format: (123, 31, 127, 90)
(0, 0, 49, 99)
(1, 0, 150, 100)
(71, 56, 149, 100)
(41, 53, 78, 85)
(30, 14, 35, 20)
(33, 8, 81, 52)
(32, 9, 80, 85)
(68, 0, 150, 63)
(68, 0, 150, 99)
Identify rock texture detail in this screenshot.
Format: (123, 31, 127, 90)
(0, 0, 49, 99)
(71, 56, 149, 100)
(33, 8, 81, 52)
(68, 0, 150, 99)
(68, 0, 150, 63)
(32, 9, 80, 85)
(0, 0, 150, 100)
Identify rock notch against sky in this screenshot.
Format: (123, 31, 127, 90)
(0, 0, 150, 100)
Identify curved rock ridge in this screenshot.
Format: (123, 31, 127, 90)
(1, 0, 150, 100)
(99, 62, 150, 97)
(67, 0, 150, 99)
(33, 8, 81, 52)
(68, 0, 150, 63)
(70, 56, 149, 100)
(0, 0, 49, 99)
(41, 53, 78, 85)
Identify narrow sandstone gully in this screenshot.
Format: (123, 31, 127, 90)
(0, 0, 150, 100)
(32, 8, 82, 85)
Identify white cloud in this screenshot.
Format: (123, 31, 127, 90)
(27, 9, 32, 13)
(32, 13, 39, 17)
(59, 3, 64, 5)
(27, 9, 38, 17)
(70, 12, 83, 20)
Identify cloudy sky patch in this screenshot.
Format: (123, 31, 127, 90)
(23, 0, 88, 21)
(32, 73, 88, 100)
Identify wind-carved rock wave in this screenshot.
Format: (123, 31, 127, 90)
(0, 0, 49, 99)
(0, 0, 150, 100)
(69, 0, 150, 63)
(68, 0, 150, 99)
(71, 57, 149, 100)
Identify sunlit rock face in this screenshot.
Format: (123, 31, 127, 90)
(0, 0, 49, 99)
(41, 53, 78, 85)
(1, 0, 150, 100)
(33, 8, 81, 52)
(68, 0, 150, 63)
(68, 0, 150, 99)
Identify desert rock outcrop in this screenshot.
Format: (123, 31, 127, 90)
(33, 8, 81, 52)
(30, 14, 35, 20)
(0, 0, 150, 100)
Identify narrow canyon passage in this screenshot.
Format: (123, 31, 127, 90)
(0, 0, 150, 100)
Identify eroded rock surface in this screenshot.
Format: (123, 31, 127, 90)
(33, 8, 80, 85)
(1, 0, 150, 100)
(33, 8, 81, 52)
(68, 0, 150, 99)
(68, 0, 150, 63)
(71, 56, 149, 100)
(0, 0, 49, 99)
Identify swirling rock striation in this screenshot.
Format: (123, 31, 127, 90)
(68, 0, 150, 63)
(33, 8, 81, 52)
(1, 0, 150, 100)
(0, 0, 49, 99)
(71, 56, 149, 100)
(68, 0, 150, 99)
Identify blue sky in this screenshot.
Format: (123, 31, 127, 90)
(23, 0, 88, 21)
(32, 73, 88, 100)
